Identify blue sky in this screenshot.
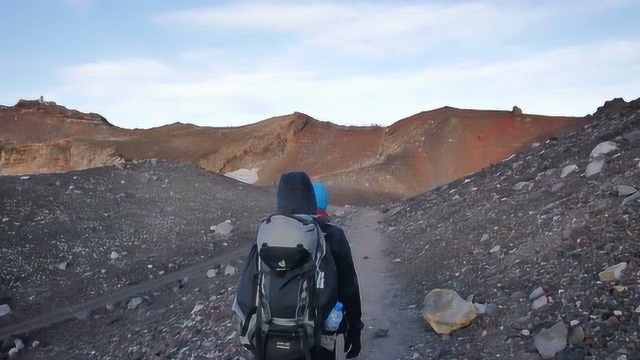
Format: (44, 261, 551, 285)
(1, 0, 639, 128)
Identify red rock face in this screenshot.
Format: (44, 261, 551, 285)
(0, 100, 588, 203)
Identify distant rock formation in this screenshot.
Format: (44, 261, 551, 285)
(512, 106, 523, 116)
(0, 99, 589, 204)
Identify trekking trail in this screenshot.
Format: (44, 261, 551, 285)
(344, 208, 422, 360)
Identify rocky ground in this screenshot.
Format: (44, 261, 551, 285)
(384, 98, 640, 359)
(0, 161, 274, 325)
(11, 260, 247, 359)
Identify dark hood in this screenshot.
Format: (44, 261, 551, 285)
(277, 172, 317, 215)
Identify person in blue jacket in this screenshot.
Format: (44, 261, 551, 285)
(313, 182, 330, 219)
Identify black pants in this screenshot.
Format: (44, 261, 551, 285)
(252, 346, 336, 360)
(317, 346, 336, 360)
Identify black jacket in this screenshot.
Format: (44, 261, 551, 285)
(318, 219, 364, 335)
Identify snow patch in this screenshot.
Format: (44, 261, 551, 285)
(225, 168, 259, 184)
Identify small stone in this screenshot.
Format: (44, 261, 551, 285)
(32, 340, 41, 348)
(616, 185, 638, 197)
(590, 141, 618, 158)
(206, 269, 218, 278)
(534, 322, 568, 359)
(393, 258, 402, 262)
(482, 330, 488, 337)
(570, 320, 580, 327)
(110, 251, 121, 260)
(568, 326, 584, 345)
(530, 287, 545, 300)
(532, 296, 548, 310)
(614, 285, 626, 293)
(618, 355, 628, 360)
(58, 261, 68, 270)
(489, 245, 501, 253)
(127, 297, 143, 310)
(20, 176, 30, 180)
(608, 316, 621, 327)
(635, 305, 640, 313)
(561, 165, 579, 178)
(14, 339, 24, 351)
(106, 304, 115, 311)
(510, 291, 527, 301)
(622, 192, 640, 207)
(372, 328, 389, 338)
(551, 183, 565, 192)
(480, 234, 489, 242)
(586, 157, 605, 177)
(613, 310, 623, 316)
(599, 262, 627, 282)
(513, 181, 530, 191)
(8, 348, 18, 358)
(0, 304, 11, 317)
(213, 221, 235, 236)
(422, 289, 478, 334)
(224, 265, 236, 276)
(521, 330, 530, 336)
(192, 302, 205, 314)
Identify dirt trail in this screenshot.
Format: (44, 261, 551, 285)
(345, 208, 422, 360)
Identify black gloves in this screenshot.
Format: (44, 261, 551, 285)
(344, 329, 361, 359)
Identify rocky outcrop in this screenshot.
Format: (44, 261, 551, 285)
(0, 140, 123, 175)
(0, 99, 589, 204)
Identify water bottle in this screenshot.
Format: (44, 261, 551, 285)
(324, 302, 343, 332)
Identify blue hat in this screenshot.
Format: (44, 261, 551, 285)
(312, 182, 329, 211)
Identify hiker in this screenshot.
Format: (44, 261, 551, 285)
(234, 172, 363, 360)
(312, 182, 330, 219)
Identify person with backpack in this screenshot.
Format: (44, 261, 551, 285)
(312, 182, 330, 219)
(234, 172, 363, 360)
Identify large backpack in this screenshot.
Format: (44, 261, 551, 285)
(235, 214, 339, 360)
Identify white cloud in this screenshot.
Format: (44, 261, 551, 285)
(49, 39, 640, 128)
(153, 2, 542, 56)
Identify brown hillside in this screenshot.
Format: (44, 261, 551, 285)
(0, 100, 588, 203)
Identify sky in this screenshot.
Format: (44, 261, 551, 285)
(1, 0, 639, 129)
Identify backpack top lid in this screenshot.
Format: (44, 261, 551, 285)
(257, 214, 321, 272)
(277, 172, 317, 216)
